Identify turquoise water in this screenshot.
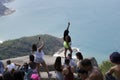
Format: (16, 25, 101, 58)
(1, 0, 120, 63)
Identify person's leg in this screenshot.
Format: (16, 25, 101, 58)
(68, 47, 73, 57)
(36, 63, 41, 76)
(64, 48, 67, 58)
(41, 61, 49, 74)
(41, 60, 52, 77)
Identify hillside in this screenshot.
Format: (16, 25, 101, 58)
(0, 34, 63, 59)
(99, 60, 114, 75)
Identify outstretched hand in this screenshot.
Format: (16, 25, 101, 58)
(68, 22, 70, 26)
(67, 22, 70, 30)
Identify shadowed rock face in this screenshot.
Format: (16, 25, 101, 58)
(89, 57, 98, 67)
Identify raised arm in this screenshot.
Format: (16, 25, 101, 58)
(38, 41, 45, 52)
(67, 22, 70, 30)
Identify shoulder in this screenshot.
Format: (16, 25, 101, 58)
(109, 66, 116, 71)
(88, 71, 98, 80)
(90, 68, 100, 76)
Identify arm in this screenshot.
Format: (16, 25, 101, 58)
(106, 66, 115, 75)
(38, 41, 44, 52)
(15, 63, 21, 70)
(67, 22, 70, 30)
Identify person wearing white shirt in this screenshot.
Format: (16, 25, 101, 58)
(6, 60, 20, 72)
(32, 40, 52, 78)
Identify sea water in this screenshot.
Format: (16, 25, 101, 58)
(0, 0, 120, 63)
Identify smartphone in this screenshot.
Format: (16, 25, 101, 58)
(39, 37, 41, 40)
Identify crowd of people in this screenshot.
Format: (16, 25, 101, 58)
(0, 22, 119, 80)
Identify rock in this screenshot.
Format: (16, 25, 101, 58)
(88, 57, 98, 67)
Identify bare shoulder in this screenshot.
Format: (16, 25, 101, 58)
(88, 72, 101, 80)
(110, 65, 116, 71)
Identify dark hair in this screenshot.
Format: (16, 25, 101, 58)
(3, 72, 14, 80)
(6, 60, 11, 65)
(77, 68, 88, 74)
(13, 70, 24, 80)
(64, 29, 69, 39)
(76, 52, 83, 60)
(21, 63, 28, 72)
(29, 55, 34, 62)
(54, 56, 62, 71)
(0, 76, 3, 80)
(65, 58, 70, 65)
(64, 35, 71, 42)
(32, 44, 37, 51)
(81, 59, 92, 67)
(110, 52, 120, 64)
(29, 62, 36, 70)
(68, 53, 72, 58)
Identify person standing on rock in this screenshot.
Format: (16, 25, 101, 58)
(63, 22, 73, 58)
(32, 38, 52, 78)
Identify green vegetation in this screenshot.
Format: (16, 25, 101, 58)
(99, 60, 114, 75)
(0, 34, 63, 59)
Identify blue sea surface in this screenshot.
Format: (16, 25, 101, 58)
(0, 0, 120, 63)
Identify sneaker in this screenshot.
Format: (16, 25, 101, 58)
(48, 73, 52, 78)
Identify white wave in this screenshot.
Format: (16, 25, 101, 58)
(53, 47, 79, 59)
(0, 41, 3, 43)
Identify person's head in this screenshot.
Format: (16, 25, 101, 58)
(76, 52, 83, 60)
(81, 59, 92, 71)
(32, 44, 37, 52)
(110, 52, 120, 64)
(13, 70, 24, 80)
(29, 62, 36, 70)
(64, 35, 71, 42)
(65, 58, 70, 65)
(29, 55, 34, 62)
(3, 71, 14, 80)
(67, 53, 72, 59)
(6, 60, 11, 65)
(23, 62, 28, 69)
(54, 56, 62, 71)
(77, 69, 88, 80)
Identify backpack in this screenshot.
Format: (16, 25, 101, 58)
(105, 74, 116, 80)
(30, 74, 40, 80)
(0, 61, 4, 74)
